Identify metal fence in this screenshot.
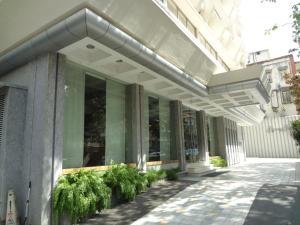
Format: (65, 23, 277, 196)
(243, 115, 300, 158)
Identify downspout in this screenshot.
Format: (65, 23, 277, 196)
(0, 8, 208, 97)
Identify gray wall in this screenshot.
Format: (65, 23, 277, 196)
(215, 117, 246, 166)
(244, 115, 300, 158)
(170, 100, 185, 169)
(0, 53, 64, 225)
(0, 87, 27, 223)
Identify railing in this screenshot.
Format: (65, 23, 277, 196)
(159, 0, 230, 71)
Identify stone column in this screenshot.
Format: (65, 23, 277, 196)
(125, 84, 145, 170)
(0, 87, 27, 222)
(208, 117, 216, 156)
(215, 117, 241, 166)
(215, 116, 227, 161)
(196, 110, 209, 162)
(170, 100, 185, 170)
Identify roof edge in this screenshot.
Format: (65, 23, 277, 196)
(0, 8, 208, 96)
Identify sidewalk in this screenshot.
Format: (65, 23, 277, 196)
(81, 180, 195, 225)
(132, 158, 300, 225)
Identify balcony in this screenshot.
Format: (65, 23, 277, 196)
(161, 0, 230, 72)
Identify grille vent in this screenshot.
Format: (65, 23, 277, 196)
(0, 92, 6, 146)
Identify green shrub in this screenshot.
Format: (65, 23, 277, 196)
(156, 169, 167, 180)
(53, 164, 182, 224)
(127, 167, 148, 194)
(145, 169, 166, 186)
(53, 170, 111, 224)
(210, 156, 227, 167)
(103, 164, 147, 201)
(291, 120, 300, 143)
(166, 168, 181, 180)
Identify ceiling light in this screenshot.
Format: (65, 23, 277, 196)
(86, 44, 95, 49)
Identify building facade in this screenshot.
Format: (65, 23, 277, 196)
(0, 1, 270, 224)
(244, 51, 300, 158)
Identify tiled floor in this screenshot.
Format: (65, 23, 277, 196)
(131, 158, 300, 225)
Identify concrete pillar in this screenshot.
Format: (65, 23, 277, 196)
(215, 116, 227, 161)
(0, 87, 27, 222)
(215, 117, 241, 166)
(125, 84, 145, 170)
(170, 100, 185, 170)
(196, 110, 209, 162)
(208, 117, 216, 156)
(0, 53, 65, 225)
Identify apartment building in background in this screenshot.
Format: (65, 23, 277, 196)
(0, 0, 271, 224)
(244, 50, 300, 158)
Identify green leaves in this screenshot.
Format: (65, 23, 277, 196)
(103, 164, 148, 201)
(210, 156, 227, 167)
(53, 165, 179, 224)
(291, 119, 300, 143)
(292, 3, 300, 56)
(284, 74, 300, 111)
(165, 168, 181, 180)
(145, 168, 181, 183)
(145, 169, 166, 186)
(53, 170, 111, 225)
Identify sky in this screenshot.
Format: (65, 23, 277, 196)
(240, 0, 299, 61)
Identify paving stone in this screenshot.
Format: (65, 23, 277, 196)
(132, 158, 300, 225)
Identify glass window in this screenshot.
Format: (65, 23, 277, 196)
(207, 123, 211, 153)
(281, 89, 292, 104)
(145, 95, 171, 162)
(63, 64, 85, 169)
(148, 96, 160, 161)
(159, 98, 171, 160)
(197, 32, 206, 45)
(271, 90, 279, 111)
(178, 10, 187, 26)
(63, 64, 127, 169)
(83, 75, 106, 167)
(207, 117, 217, 156)
(144, 95, 150, 161)
(183, 108, 199, 163)
(167, 0, 177, 17)
(105, 80, 126, 164)
(187, 20, 196, 36)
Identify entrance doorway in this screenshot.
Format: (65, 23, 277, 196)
(183, 108, 199, 163)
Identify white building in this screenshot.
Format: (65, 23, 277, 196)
(244, 51, 300, 158)
(0, 1, 271, 224)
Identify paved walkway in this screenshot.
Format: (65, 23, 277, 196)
(81, 180, 195, 225)
(132, 158, 300, 225)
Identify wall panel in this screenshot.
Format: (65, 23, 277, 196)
(244, 115, 300, 158)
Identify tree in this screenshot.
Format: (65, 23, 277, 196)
(284, 3, 300, 113)
(291, 3, 300, 56)
(284, 73, 300, 111)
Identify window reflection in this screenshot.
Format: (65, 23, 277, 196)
(83, 75, 106, 166)
(148, 97, 160, 161)
(183, 109, 199, 163)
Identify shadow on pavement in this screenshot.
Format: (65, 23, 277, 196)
(202, 171, 230, 177)
(80, 180, 195, 225)
(243, 184, 299, 225)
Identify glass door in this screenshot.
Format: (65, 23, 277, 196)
(183, 108, 199, 163)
